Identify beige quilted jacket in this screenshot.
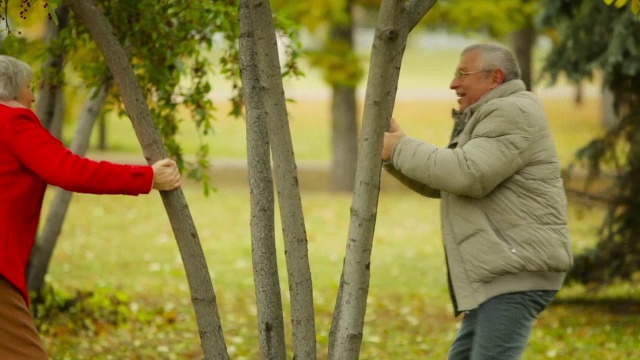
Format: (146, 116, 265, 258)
(385, 80, 573, 312)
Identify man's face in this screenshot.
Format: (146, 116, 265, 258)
(450, 50, 497, 112)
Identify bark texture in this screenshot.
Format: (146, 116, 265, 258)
(328, 1, 437, 359)
(64, 1, 228, 359)
(238, 1, 287, 358)
(242, 0, 317, 358)
(510, 23, 535, 91)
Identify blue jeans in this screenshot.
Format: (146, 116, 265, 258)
(447, 291, 557, 360)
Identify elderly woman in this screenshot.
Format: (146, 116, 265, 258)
(0, 54, 181, 359)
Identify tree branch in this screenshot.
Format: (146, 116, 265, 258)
(405, 0, 438, 32)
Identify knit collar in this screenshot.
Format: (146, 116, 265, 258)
(450, 80, 526, 140)
(461, 79, 527, 118)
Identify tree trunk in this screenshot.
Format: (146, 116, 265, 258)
(64, 1, 228, 359)
(328, 1, 437, 359)
(574, 81, 583, 105)
(35, 4, 69, 138)
(601, 86, 618, 129)
(330, 0, 358, 192)
(241, 1, 317, 358)
(510, 22, 535, 91)
(331, 86, 358, 192)
(98, 113, 107, 150)
(27, 82, 110, 294)
(238, 2, 286, 359)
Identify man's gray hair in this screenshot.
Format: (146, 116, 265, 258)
(0, 55, 33, 101)
(462, 43, 521, 82)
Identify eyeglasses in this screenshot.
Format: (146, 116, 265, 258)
(453, 70, 490, 79)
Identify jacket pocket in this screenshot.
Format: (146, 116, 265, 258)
(484, 212, 518, 255)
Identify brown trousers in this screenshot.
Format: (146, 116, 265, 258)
(0, 276, 48, 360)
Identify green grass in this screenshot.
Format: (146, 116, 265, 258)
(37, 184, 640, 359)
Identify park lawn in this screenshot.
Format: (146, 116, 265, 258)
(37, 181, 639, 359)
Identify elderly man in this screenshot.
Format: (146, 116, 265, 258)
(382, 43, 573, 359)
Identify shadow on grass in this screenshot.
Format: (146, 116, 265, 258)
(552, 297, 640, 314)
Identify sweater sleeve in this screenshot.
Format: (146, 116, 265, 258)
(4, 109, 153, 195)
(392, 103, 532, 198)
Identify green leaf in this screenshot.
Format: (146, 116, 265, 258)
(614, 0, 628, 8)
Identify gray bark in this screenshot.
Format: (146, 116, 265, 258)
(330, 0, 358, 192)
(27, 83, 110, 294)
(510, 23, 535, 91)
(328, 0, 437, 359)
(98, 114, 107, 150)
(242, 0, 316, 358)
(64, 1, 228, 359)
(238, 2, 287, 359)
(35, 4, 69, 138)
(331, 86, 358, 192)
(574, 81, 583, 105)
(602, 87, 619, 129)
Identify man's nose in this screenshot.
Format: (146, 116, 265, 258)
(450, 78, 459, 90)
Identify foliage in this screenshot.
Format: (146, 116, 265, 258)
(69, 0, 242, 195)
(604, 0, 640, 18)
(2, 1, 303, 196)
(540, 0, 640, 284)
(0, 0, 226, 193)
(420, 0, 540, 39)
(32, 283, 138, 337)
(306, 40, 363, 87)
(272, 0, 364, 88)
(0, 1, 48, 61)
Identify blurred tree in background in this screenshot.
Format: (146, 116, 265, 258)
(540, 0, 640, 284)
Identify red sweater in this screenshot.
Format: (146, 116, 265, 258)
(0, 104, 153, 305)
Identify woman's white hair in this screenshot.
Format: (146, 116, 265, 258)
(462, 43, 521, 82)
(0, 55, 32, 101)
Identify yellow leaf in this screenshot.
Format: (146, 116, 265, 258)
(632, 0, 640, 14)
(603, 0, 616, 4)
(614, 0, 628, 8)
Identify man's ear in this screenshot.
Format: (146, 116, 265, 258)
(493, 68, 506, 85)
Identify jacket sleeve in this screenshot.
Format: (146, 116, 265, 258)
(5, 110, 153, 195)
(391, 102, 532, 198)
(383, 162, 441, 198)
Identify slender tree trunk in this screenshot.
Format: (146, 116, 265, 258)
(574, 81, 584, 105)
(98, 113, 107, 150)
(27, 82, 110, 294)
(330, 0, 358, 192)
(510, 22, 535, 91)
(64, 1, 228, 359)
(238, 2, 286, 359)
(35, 4, 69, 138)
(602, 87, 618, 129)
(328, 1, 437, 359)
(331, 86, 358, 192)
(242, 0, 317, 358)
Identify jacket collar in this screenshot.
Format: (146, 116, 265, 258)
(464, 79, 527, 117)
(450, 80, 526, 140)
